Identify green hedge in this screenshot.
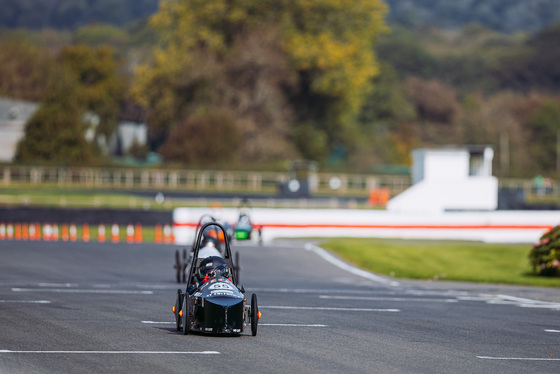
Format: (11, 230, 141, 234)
(529, 225, 560, 276)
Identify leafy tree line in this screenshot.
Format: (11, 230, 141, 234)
(3, 0, 560, 179)
(0, 0, 158, 29)
(385, 0, 560, 33)
(372, 24, 560, 177)
(2, 0, 560, 34)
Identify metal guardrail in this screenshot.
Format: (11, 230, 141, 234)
(0, 165, 411, 197)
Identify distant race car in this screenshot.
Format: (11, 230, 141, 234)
(173, 222, 260, 336)
(234, 199, 262, 244)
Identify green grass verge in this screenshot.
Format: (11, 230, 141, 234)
(320, 238, 560, 288)
(0, 187, 180, 210)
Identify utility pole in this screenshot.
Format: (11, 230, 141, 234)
(500, 132, 509, 177)
(557, 130, 560, 176)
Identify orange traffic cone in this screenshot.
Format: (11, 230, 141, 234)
(7, 223, 14, 240)
(0, 222, 5, 240)
(163, 224, 173, 244)
(134, 223, 143, 243)
(44, 223, 54, 241)
(15, 223, 21, 240)
(69, 223, 78, 242)
(51, 224, 59, 241)
(22, 223, 28, 241)
(83, 223, 90, 242)
(126, 223, 134, 243)
(111, 223, 120, 243)
(28, 223, 36, 241)
(61, 224, 69, 241)
(154, 224, 162, 243)
(97, 223, 106, 242)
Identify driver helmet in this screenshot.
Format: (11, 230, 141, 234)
(197, 256, 230, 281)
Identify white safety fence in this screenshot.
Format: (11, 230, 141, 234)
(173, 207, 560, 244)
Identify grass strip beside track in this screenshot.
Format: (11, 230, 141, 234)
(320, 238, 560, 288)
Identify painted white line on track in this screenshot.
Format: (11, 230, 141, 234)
(486, 294, 560, 309)
(140, 321, 328, 327)
(319, 295, 457, 303)
(11, 288, 153, 295)
(545, 329, 560, 333)
(304, 243, 400, 287)
(0, 300, 50, 304)
(261, 323, 327, 327)
(519, 304, 560, 309)
(0, 350, 219, 355)
(248, 288, 396, 295)
(477, 356, 560, 361)
(260, 306, 400, 312)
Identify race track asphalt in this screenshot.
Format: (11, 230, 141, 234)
(1, 239, 560, 373)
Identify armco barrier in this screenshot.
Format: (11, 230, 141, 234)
(173, 207, 560, 244)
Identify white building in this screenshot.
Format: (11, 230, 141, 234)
(0, 98, 39, 162)
(387, 146, 498, 213)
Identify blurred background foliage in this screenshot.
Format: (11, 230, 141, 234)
(1, 0, 560, 177)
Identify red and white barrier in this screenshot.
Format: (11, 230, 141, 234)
(173, 207, 560, 244)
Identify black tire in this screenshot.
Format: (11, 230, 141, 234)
(175, 250, 181, 283)
(251, 293, 258, 336)
(182, 296, 190, 335)
(175, 289, 182, 331)
(234, 251, 240, 285)
(182, 249, 188, 283)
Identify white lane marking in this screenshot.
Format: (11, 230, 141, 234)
(261, 323, 327, 327)
(491, 294, 560, 309)
(248, 288, 397, 295)
(140, 321, 328, 327)
(260, 306, 400, 312)
(518, 304, 560, 309)
(545, 329, 560, 333)
(11, 288, 153, 295)
(0, 350, 219, 355)
(405, 290, 469, 297)
(477, 356, 560, 361)
(0, 300, 51, 304)
(304, 243, 400, 287)
(38, 283, 76, 287)
(319, 295, 457, 303)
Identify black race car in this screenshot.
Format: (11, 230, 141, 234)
(173, 214, 237, 283)
(173, 222, 260, 336)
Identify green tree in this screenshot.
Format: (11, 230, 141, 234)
(158, 110, 241, 165)
(528, 100, 560, 175)
(134, 0, 387, 165)
(0, 38, 57, 101)
(73, 24, 129, 50)
(59, 44, 125, 140)
(15, 69, 95, 163)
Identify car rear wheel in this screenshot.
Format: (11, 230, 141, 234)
(175, 289, 182, 331)
(182, 249, 188, 283)
(251, 293, 258, 336)
(175, 250, 181, 283)
(234, 251, 240, 285)
(182, 296, 190, 335)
